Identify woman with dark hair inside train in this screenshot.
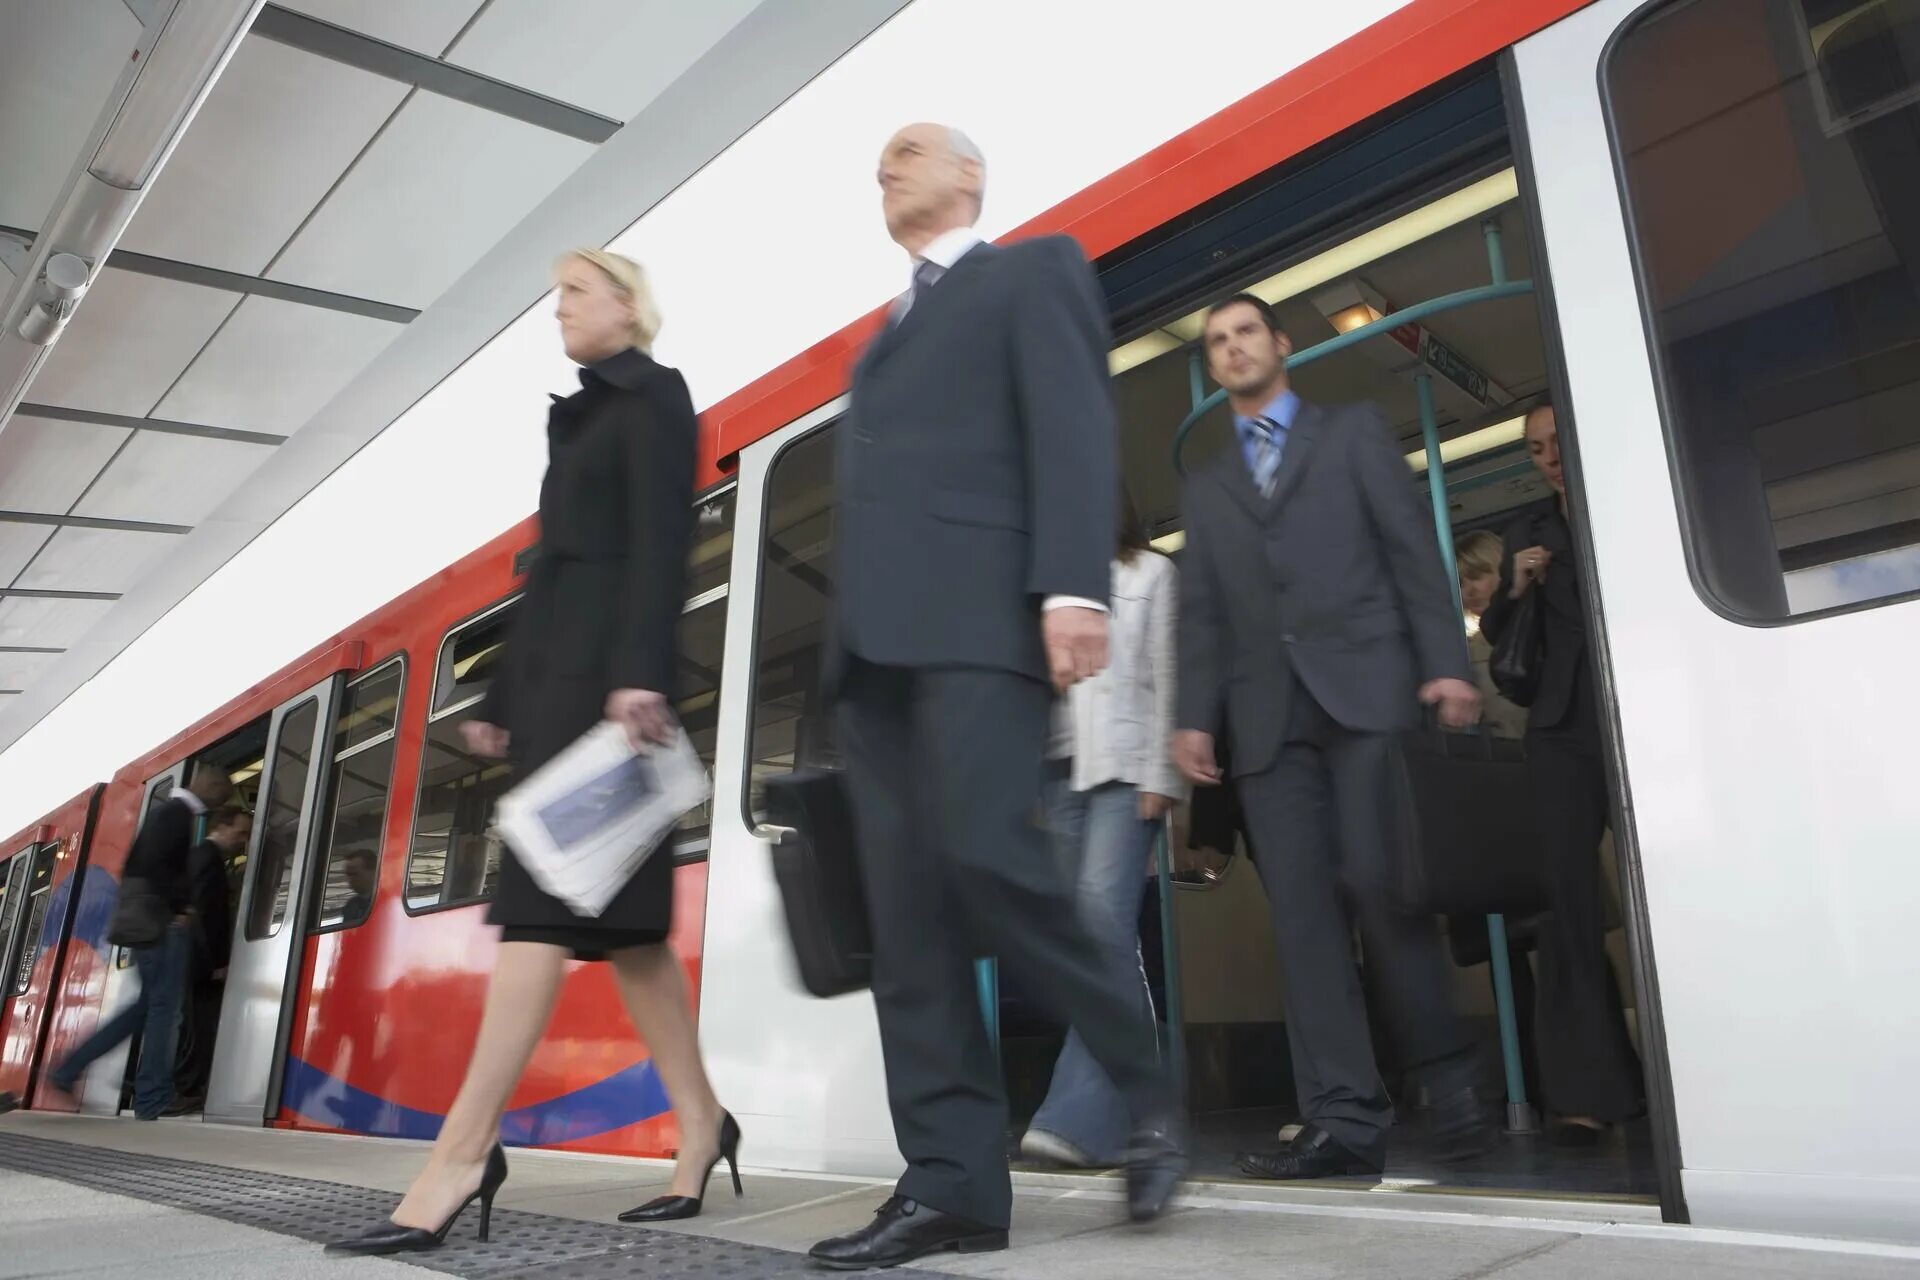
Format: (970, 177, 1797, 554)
(327, 249, 738, 1257)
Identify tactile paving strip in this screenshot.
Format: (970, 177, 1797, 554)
(0, 1131, 970, 1278)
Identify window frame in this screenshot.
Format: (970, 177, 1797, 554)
(1599, 0, 1920, 628)
(11, 842, 58, 997)
(403, 592, 522, 918)
(242, 696, 322, 944)
(0, 848, 31, 1003)
(309, 653, 408, 935)
(666, 479, 740, 868)
(738, 410, 845, 833)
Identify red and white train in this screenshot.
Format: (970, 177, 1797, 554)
(3, 0, 1917, 1246)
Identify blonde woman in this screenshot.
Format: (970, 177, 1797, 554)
(1455, 529, 1527, 740)
(327, 250, 737, 1256)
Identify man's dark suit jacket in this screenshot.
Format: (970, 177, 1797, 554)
(1176, 400, 1471, 777)
(124, 796, 197, 916)
(825, 235, 1117, 693)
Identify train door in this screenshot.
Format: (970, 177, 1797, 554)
(1513, 0, 1920, 1239)
(79, 767, 185, 1117)
(204, 676, 344, 1125)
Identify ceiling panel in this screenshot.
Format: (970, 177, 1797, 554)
(27, 270, 240, 417)
(0, 415, 132, 515)
(155, 297, 406, 435)
(14, 526, 184, 595)
(448, 0, 761, 122)
(0, 597, 116, 650)
(266, 93, 595, 309)
(117, 37, 413, 275)
(71, 432, 277, 526)
(0, 650, 60, 691)
(273, 0, 486, 55)
(0, 525, 53, 586)
(0, 0, 141, 230)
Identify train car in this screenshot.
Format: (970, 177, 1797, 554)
(0, 788, 102, 1108)
(1, 0, 1915, 1247)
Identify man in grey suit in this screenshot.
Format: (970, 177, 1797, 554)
(1173, 294, 1496, 1178)
(808, 123, 1184, 1272)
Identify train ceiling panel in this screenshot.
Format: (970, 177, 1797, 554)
(0, 528, 48, 588)
(0, 416, 131, 515)
(16, 528, 182, 597)
(0, 0, 140, 232)
(26, 270, 239, 418)
(0, 598, 117, 651)
(273, 0, 487, 56)
(70, 433, 277, 528)
(154, 297, 405, 437)
(0, 650, 58, 692)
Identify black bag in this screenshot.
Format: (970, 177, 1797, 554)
(1488, 585, 1545, 707)
(106, 875, 170, 949)
(1387, 727, 1547, 918)
(763, 770, 871, 998)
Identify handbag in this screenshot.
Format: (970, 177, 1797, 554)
(1386, 725, 1547, 918)
(763, 769, 872, 998)
(106, 875, 170, 949)
(1488, 584, 1545, 707)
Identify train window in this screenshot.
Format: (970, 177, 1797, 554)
(312, 659, 404, 931)
(407, 603, 517, 913)
(244, 699, 319, 941)
(12, 843, 58, 996)
(1608, 0, 1920, 620)
(744, 427, 839, 822)
(672, 486, 736, 860)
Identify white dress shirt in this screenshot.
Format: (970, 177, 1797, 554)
(900, 225, 1105, 617)
(1050, 551, 1185, 799)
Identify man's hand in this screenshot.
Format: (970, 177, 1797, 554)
(1139, 792, 1176, 822)
(460, 720, 510, 759)
(1043, 607, 1109, 693)
(607, 689, 674, 750)
(1420, 677, 1483, 729)
(1173, 730, 1222, 786)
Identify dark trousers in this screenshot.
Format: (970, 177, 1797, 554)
(837, 659, 1170, 1228)
(1525, 683, 1644, 1123)
(173, 974, 223, 1101)
(1237, 683, 1475, 1168)
(52, 923, 187, 1119)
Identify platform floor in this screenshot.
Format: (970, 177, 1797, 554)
(2, 1112, 1917, 1279)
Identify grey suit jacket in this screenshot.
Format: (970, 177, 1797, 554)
(825, 235, 1118, 694)
(1176, 400, 1470, 777)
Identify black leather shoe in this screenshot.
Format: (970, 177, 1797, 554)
(325, 1143, 508, 1256)
(619, 1111, 742, 1223)
(1426, 1083, 1501, 1162)
(1236, 1123, 1382, 1180)
(808, 1196, 1007, 1270)
(0, 1091, 20, 1116)
(1124, 1120, 1188, 1222)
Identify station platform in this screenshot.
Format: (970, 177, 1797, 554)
(3, 1112, 1917, 1279)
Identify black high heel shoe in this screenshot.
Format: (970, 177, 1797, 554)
(618, 1112, 742, 1223)
(325, 1143, 509, 1256)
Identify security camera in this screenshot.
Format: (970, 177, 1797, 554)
(16, 253, 91, 345)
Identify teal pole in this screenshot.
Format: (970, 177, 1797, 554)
(976, 958, 999, 1064)
(1416, 372, 1459, 613)
(1483, 217, 1509, 286)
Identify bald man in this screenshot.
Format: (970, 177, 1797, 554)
(809, 124, 1184, 1271)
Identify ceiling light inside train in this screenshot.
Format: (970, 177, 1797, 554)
(15, 254, 91, 346)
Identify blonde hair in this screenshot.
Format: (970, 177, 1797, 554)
(557, 248, 662, 351)
(1455, 529, 1504, 580)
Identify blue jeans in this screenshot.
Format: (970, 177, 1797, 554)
(1029, 776, 1159, 1165)
(53, 923, 188, 1118)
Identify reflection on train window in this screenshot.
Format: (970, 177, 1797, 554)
(1609, 0, 1920, 620)
(12, 843, 58, 996)
(312, 660, 404, 931)
(745, 427, 839, 821)
(408, 603, 516, 912)
(244, 700, 318, 942)
(673, 486, 736, 860)
(0, 849, 29, 998)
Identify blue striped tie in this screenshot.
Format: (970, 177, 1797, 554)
(1249, 416, 1284, 499)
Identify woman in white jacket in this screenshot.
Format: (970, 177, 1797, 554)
(1021, 490, 1184, 1169)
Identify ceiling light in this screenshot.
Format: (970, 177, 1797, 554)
(1109, 330, 1181, 376)
(1405, 416, 1526, 472)
(1151, 529, 1186, 553)
(88, 0, 264, 191)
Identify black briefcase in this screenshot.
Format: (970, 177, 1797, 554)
(1387, 728, 1547, 918)
(763, 769, 872, 998)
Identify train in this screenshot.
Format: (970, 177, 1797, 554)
(3, 0, 1917, 1247)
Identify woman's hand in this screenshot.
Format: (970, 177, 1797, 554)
(607, 689, 674, 750)
(460, 720, 510, 759)
(1511, 545, 1553, 597)
(1139, 792, 1176, 822)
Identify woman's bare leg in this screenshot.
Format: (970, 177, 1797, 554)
(608, 943, 725, 1199)
(390, 941, 568, 1228)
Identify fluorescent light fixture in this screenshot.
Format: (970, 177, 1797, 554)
(1165, 169, 1518, 341)
(1109, 330, 1181, 376)
(88, 0, 262, 190)
(1151, 529, 1186, 553)
(1406, 416, 1525, 472)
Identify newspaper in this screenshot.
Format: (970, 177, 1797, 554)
(493, 720, 711, 917)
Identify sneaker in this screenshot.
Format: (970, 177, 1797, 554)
(1019, 1128, 1101, 1168)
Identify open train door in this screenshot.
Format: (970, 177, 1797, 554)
(204, 675, 343, 1126)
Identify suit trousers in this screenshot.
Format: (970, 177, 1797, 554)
(1237, 682, 1475, 1168)
(837, 658, 1170, 1228)
(1525, 669, 1644, 1123)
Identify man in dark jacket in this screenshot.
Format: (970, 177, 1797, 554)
(45, 764, 233, 1119)
(168, 805, 251, 1112)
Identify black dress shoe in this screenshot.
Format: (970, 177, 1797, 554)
(0, 1091, 20, 1116)
(1236, 1123, 1382, 1180)
(619, 1112, 742, 1223)
(1124, 1120, 1188, 1222)
(808, 1196, 1007, 1271)
(325, 1143, 508, 1256)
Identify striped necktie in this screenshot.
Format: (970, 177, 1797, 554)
(1248, 415, 1285, 499)
(893, 258, 946, 325)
